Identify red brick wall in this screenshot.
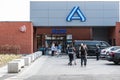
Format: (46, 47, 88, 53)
(0, 22, 33, 54)
(116, 22, 120, 46)
(108, 27, 115, 45)
(66, 27, 92, 40)
(109, 27, 115, 39)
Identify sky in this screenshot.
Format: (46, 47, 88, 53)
(0, 0, 29, 21)
(0, 0, 119, 21)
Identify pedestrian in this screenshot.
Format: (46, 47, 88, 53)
(42, 45, 46, 55)
(79, 43, 87, 67)
(51, 43, 56, 56)
(73, 46, 77, 65)
(57, 43, 62, 57)
(54, 43, 58, 55)
(96, 44, 101, 60)
(66, 44, 69, 54)
(68, 44, 74, 65)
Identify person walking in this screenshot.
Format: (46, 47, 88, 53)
(68, 44, 74, 66)
(66, 44, 69, 54)
(79, 43, 87, 67)
(51, 43, 56, 56)
(96, 45, 101, 60)
(73, 46, 77, 65)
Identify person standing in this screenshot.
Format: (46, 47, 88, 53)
(66, 44, 69, 54)
(79, 43, 87, 67)
(96, 45, 101, 60)
(57, 43, 62, 57)
(68, 44, 74, 65)
(51, 43, 56, 56)
(73, 46, 77, 65)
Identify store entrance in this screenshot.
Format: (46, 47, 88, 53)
(45, 34, 67, 53)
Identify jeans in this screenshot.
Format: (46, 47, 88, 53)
(81, 55, 87, 66)
(51, 51, 54, 56)
(68, 54, 73, 65)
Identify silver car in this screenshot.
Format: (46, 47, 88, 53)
(106, 49, 120, 64)
(100, 46, 120, 58)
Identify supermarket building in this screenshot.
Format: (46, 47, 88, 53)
(0, 1, 120, 54)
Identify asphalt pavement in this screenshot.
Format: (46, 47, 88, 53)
(1, 55, 120, 80)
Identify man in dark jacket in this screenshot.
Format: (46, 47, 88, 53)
(79, 43, 87, 67)
(68, 44, 74, 65)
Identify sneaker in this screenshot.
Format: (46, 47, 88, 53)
(68, 62, 72, 65)
(68, 63, 70, 65)
(74, 62, 77, 65)
(70, 63, 72, 66)
(81, 65, 83, 67)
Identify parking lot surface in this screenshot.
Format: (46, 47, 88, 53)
(3, 55, 120, 80)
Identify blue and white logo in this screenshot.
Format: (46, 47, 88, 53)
(66, 6, 86, 22)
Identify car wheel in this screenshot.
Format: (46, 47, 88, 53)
(114, 61, 119, 64)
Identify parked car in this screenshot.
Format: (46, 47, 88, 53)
(106, 49, 120, 64)
(100, 46, 120, 58)
(74, 40, 111, 57)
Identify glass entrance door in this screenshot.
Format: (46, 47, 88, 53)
(45, 34, 66, 52)
(36, 34, 42, 49)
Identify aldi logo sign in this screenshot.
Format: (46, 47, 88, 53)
(66, 6, 86, 22)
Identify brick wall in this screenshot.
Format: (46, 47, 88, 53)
(66, 27, 92, 40)
(116, 22, 120, 46)
(0, 22, 33, 54)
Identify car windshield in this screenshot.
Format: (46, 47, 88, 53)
(111, 47, 117, 50)
(87, 45, 96, 49)
(115, 49, 120, 53)
(110, 46, 120, 51)
(117, 50, 120, 53)
(74, 40, 110, 49)
(105, 47, 112, 49)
